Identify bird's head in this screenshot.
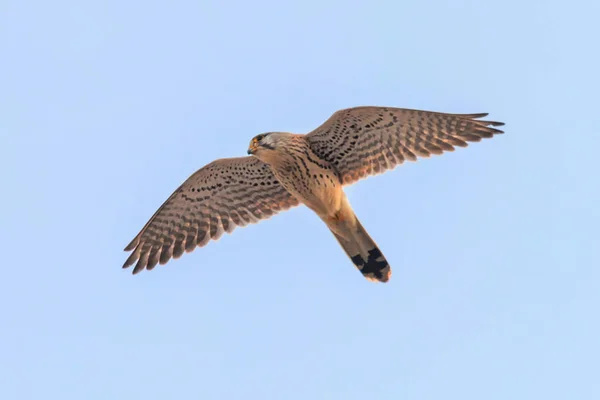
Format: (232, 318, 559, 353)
(247, 132, 287, 159)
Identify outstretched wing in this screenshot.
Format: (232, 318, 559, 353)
(123, 157, 299, 274)
(306, 106, 504, 185)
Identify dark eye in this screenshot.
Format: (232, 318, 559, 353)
(255, 134, 265, 141)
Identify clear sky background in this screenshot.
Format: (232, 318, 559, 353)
(1, 1, 599, 399)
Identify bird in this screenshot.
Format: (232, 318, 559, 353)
(122, 106, 504, 282)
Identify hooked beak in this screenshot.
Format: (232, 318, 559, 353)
(247, 139, 259, 155)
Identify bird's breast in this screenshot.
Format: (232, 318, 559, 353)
(269, 144, 343, 217)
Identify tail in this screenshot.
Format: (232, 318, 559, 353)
(327, 214, 392, 283)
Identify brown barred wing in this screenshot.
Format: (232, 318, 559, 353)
(305, 106, 504, 185)
(122, 157, 299, 274)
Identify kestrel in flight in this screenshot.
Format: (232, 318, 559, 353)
(123, 106, 504, 282)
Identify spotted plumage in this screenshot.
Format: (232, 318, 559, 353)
(123, 106, 504, 282)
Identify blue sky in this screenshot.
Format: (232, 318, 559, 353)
(1, 0, 599, 398)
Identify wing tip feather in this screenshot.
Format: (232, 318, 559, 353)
(123, 238, 138, 252)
